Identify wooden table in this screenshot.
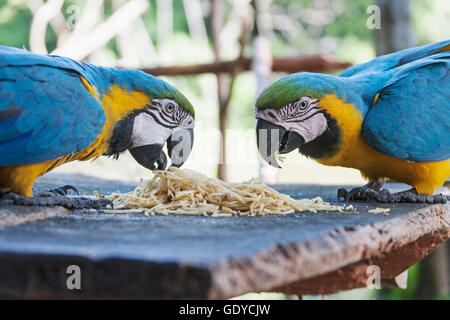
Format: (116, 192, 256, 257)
(0, 173, 448, 299)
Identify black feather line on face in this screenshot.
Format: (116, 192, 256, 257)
(299, 111, 341, 159)
(144, 110, 179, 129)
(105, 109, 145, 158)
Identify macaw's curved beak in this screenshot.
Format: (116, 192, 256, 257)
(129, 144, 167, 170)
(256, 119, 304, 168)
(129, 128, 194, 170)
(167, 128, 194, 168)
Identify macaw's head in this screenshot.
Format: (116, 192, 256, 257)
(255, 72, 344, 168)
(106, 71, 195, 170)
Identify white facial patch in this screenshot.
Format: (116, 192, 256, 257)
(255, 97, 328, 144)
(130, 112, 173, 148)
(287, 112, 327, 143)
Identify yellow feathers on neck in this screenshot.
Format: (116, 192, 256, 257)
(76, 80, 151, 159)
(101, 85, 150, 124)
(317, 94, 364, 154)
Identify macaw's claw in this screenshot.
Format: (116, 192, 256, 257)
(338, 186, 448, 204)
(37, 185, 80, 197)
(53, 185, 79, 196)
(0, 192, 113, 210)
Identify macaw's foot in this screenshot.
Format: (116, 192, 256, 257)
(337, 180, 384, 202)
(338, 185, 448, 204)
(0, 189, 113, 210)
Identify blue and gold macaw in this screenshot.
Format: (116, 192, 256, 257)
(255, 40, 450, 203)
(0, 46, 195, 208)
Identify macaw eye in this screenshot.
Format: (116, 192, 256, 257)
(166, 103, 175, 113)
(299, 100, 308, 110)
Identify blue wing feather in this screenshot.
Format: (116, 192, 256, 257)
(0, 47, 105, 166)
(340, 39, 450, 77)
(362, 43, 450, 162)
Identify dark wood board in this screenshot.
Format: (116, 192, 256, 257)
(0, 173, 448, 299)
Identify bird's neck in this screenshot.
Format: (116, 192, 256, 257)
(299, 93, 363, 160)
(79, 69, 150, 157)
(100, 84, 150, 124)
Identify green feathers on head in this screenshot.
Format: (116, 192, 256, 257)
(163, 86, 196, 118)
(255, 72, 337, 111)
(127, 70, 196, 118)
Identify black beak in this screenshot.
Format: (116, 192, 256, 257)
(129, 144, 167, 170)
(129, 128, 194, 171)
(167, 128, 194, 168)
(256, 119, 304, 168)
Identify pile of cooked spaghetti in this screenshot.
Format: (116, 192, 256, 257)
(98, 167, 344, 216)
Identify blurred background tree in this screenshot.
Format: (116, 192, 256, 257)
(0, 0, 448, 299)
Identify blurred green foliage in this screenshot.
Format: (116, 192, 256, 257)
(1, 0, 448, 67)
(0, 1, 31, 48)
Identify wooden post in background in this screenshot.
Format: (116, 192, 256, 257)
(415, 240, 449, 299)
(375, 0, 416, 55)
(211, 0, 250, 181)
(211, 0, 228, 180)
(252, 0, 277, 185)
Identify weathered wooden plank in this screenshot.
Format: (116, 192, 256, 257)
(0, 174, 448, 299)
(272, 229, 449, 296)
(0, 205, 69, 228)
(209, 204, 449, 298)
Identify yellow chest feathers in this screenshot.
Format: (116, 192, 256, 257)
(315, 94, 449, 195)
